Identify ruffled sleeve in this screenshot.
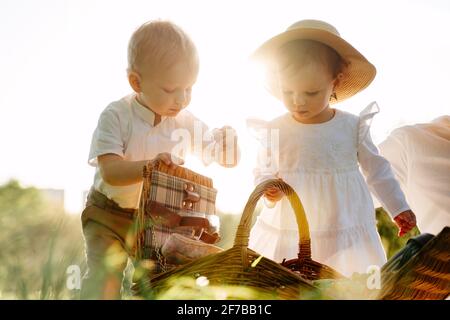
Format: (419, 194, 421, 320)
(358, 101, 380, 146)
(357, 102, 410, 218)
(246, 118, 279, 186)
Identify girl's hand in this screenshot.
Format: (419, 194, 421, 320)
(393, 210, 417, 237)
(264, 187, 284, 203)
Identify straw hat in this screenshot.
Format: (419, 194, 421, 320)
(252, 19, 376, 104)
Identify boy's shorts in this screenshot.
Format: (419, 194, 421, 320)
(80, 188, 137, 299)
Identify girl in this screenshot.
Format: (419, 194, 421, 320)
(248, 19, 416, 277)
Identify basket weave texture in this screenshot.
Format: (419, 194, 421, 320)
(378, 226, 450, 300)
(135, 179, 343, 299)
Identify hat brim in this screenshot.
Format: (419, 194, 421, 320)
(252, 28, 376, 104)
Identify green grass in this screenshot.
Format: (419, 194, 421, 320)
(0, 180, 419, 300)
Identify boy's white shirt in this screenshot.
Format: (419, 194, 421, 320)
(88, 94, 226, 209)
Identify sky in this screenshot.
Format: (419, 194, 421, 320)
(1, 0, 449, 214)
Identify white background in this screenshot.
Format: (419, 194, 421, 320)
(1, 0, 449, 214)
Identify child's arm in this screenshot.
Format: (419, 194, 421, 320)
(378, 129, 416, 236)
(358, 129, 417, 235)
(98, 152, 184, 186)
(378, 128, 408, 191)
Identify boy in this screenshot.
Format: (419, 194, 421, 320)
(81, 20, 238, 299)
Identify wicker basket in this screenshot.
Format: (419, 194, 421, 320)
(378, 226, 450, 300)
(133, 179, 341, 300)
(134, 159, 218, 274)
(275, 183, 344, 280)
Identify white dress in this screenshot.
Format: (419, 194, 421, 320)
(248, 102, 410, 277)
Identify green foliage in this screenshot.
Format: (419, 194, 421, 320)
(376, 207, 420, 259)
(148, 276, 270, 300)
(0, 180, 85, 299)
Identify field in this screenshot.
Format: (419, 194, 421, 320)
(0, 180, 419, 300)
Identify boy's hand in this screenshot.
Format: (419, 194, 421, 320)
(153, 152, 184, 169)
(393, 210, 417, 237)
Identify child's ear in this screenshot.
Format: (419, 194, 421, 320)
(333, 72, 345, 89)
(128, 71, 142, 93)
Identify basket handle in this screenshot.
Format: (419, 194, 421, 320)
(233, 179, 312, 263)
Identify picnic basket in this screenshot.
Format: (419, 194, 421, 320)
(377, 226, 450, 300)
(134, 179, 342, 300)
(134, 160, 221, 276)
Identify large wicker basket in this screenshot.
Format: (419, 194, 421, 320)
(133, 179, 342, 300)
(377, 226, 450, 300)
(274, 184, 344, 280)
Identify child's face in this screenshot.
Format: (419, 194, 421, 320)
(137, 62, 197, 117)
(278, 61, 336, 124)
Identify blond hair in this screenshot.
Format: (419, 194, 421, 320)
(275, 39, 347, 79)
(127, 20, 199, 75)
